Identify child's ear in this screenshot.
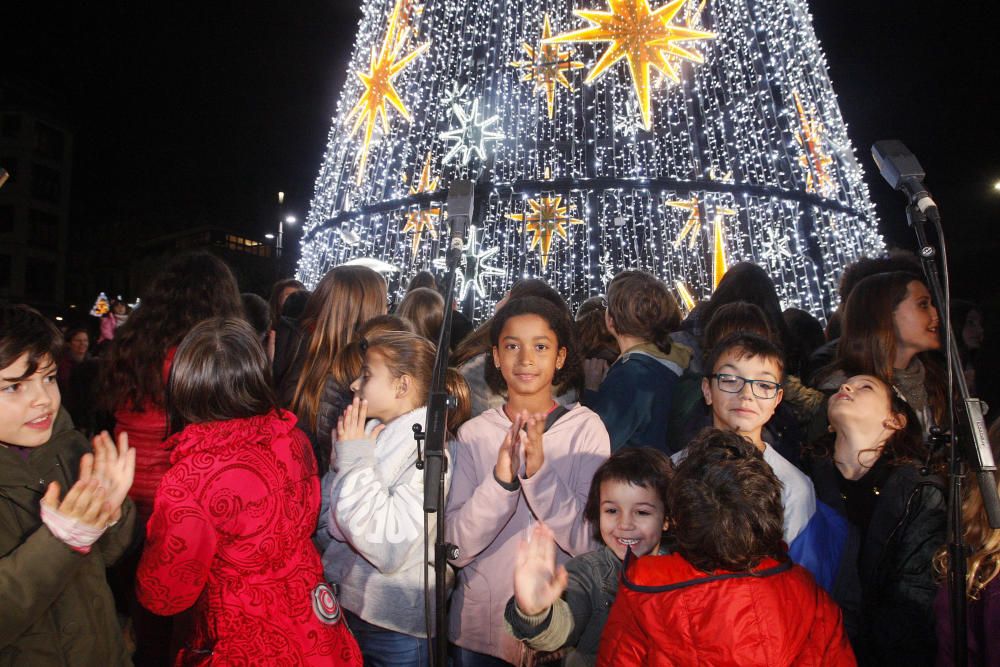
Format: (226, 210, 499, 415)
(884, 411, 906, 432)
(604, 310, 616, 336)
(661, 516, 670, 532)
(555, 346, 567, 370)
(396, 374, 412, 398)
(773, 387, 783, 409)
(701, 377, 712, 405)
(492, 345, 501, 369)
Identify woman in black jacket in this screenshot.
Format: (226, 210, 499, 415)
(805, 373, 945, 666)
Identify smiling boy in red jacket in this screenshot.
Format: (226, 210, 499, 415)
(598, 429, 855, 667)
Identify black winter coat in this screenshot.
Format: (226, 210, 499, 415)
(807, 457, 946, 666)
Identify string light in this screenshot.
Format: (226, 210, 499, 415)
(298, 0, 883, 322)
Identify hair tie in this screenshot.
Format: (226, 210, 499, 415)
(359, 337, 369, 353)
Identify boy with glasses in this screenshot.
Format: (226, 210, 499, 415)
(677, 332, 846, 591)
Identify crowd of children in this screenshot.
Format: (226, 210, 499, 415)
(2, 248, 997, 666)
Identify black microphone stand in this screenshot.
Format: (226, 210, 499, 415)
(904, 203, 999, 667)
(414, 200, 470, 667)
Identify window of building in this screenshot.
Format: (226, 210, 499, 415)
(0, 255, 10, 291)
(34, 122, 66, 160)
(24, 258, 56, 301)
(0, 157, 17, 183)
(30, 164, 61, 203)
(28, 209, 60, 249)
(0, 205, 14, 234)
(1, 114, 20, 139)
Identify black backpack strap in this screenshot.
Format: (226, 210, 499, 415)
(543, 405, 570, 433)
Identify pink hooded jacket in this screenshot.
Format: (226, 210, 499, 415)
(446, 404, 610, 663)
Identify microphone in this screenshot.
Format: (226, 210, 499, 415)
(871, 140, 940, 223)
(446, 180, 475, 254)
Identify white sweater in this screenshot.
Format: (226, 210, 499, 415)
(320, 406, 454, 637)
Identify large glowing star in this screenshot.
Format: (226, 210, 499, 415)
(794, 92, 835, 195)
(546, 0, 715, 130)
(439, 99, 505, 166)
(401, 153, 441, 259)
(507, 195, 584, 270)
(509, 15, 585, 118)
(346, 0, 429, 183)
(433, 226, 505, 300)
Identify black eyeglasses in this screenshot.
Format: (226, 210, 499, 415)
(709, 373, 781, 399)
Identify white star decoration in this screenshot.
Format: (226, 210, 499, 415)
(433, 225, 505, 299)
(761, 227, 793, 261)
(439, 99, 505, 166)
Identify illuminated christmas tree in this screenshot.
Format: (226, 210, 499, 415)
(298, 0, 883, 320)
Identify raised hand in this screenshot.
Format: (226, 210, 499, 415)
(522, 413, 546, 478)
(513, 523, 569, 617)
(495, 411, 524, 485)
(91, 431, 136, 523)
(337, 397, 384, 444)
(41, 453, 115, 530)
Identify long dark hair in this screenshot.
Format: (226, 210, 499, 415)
(102, 251, 244, 411)
(290, 265, 387, 431)
(268, 278, 305, 329)
(167, 318, 279, 433)
(823, 271, 946, 424)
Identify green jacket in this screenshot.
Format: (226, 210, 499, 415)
(0, 409, 134, 666)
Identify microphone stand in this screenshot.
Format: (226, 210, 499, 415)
(904, 203, 999, 667)
(414, 201, 469, 667)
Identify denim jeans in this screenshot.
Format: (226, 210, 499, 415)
(344, 610, 431, 667)
(449, 645, 515, 667)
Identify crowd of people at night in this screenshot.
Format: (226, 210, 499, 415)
(2, 249, 998, 666)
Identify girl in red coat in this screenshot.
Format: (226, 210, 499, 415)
(137, 318, 362, 666)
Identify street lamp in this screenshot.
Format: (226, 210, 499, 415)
(277, 215, 296, 258)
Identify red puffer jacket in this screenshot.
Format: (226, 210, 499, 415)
(598, 553, 855, 667)
(136, 410, 362, 666)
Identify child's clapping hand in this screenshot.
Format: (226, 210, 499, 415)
(338, 397, 385, 444)
(513, 523, 569, 617)
(41, 452, 116, 530)
(495, 412, 524, 485)
(91, 430, 136, 524)
(522, 412, 546, 478)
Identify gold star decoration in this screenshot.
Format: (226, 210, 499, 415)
(507, 195, 584, 270)
(546, 0, 715, 130)
(711, 211, 728, 289)
(667, 196, 735, 249)
(401, 152, 441, 259)
(794, 92, 835, 195)
(509, 15, 585, 118)
(345, 0, 429, 184)
(674, 280, 696, 312)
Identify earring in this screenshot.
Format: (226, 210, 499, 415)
(827, 424, 835, 433)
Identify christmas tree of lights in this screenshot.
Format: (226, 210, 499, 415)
(298, 0, 883, 320)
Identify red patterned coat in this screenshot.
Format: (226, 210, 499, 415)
(136, 410, 362, 666)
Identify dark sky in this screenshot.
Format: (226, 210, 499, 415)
(6, 0, 999, 299)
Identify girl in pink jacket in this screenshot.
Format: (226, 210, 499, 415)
(446, 296, 611, 665)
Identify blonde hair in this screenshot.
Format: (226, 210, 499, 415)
(934, 420, 1000, 598)
(364, 331, 471, 436)
(291, 265, 387, 430)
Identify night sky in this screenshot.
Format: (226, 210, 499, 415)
(6, 0, 999, 302)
